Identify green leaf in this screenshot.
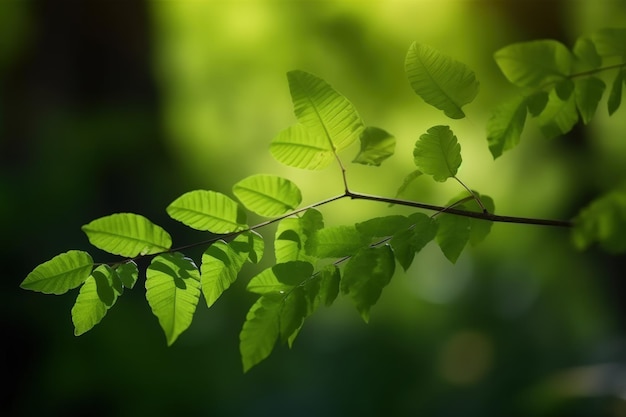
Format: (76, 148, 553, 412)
(71, 265, 120, 336)
(275, 209, 323, 264)
(201, 239, 248, 308)
(452, 192, 496, 246)
(413, 125, 462, 182)
(287, 70, 364, 152)
(390, 213, 438, 271)
(242, 230, 265, 264)
(305, 225, 369, 258)
(278, 286, 308, 345)
(316, 265, 341, 307)
(240, 294, 282, 372)
(145, 253, 201, 346)
(486, 96, 528, 159)
(356, 215, 411, 239)
(352, 127, 396, 166)
(436, 214, 470, 263)
(575, 77, 606, 124)
(166, 190, 247, 233)
(341, 245, 395, 323)
(573, 185, 626, 253)
(405, 43, 479, 119)
(573, 37, 602, 70)
(494, 40, 573, 88)
(232, 174, 302, 217)
(537, 89, 579, 139)
(555, 78, 575, 100)
(590, 28, 626, 59)
(608, 69, 624, 116)
(82, 213, 172, 257)
(393, 170, 424, 201)
(20, 250, 93, 295)
(526, 91, 549, 117)
(116, 261, 138, 289)
(270, 124, 335, 170)
(247, 261, 314, 295)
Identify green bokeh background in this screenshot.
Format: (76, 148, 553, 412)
(2, 1, 626, 416)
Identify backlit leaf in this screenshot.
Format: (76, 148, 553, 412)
(275, 209, 322, 264)
(575, 77, 606, 124)
(573, 185, 626, 253)
(413, 125, 462, 182)
(233, 174, 302, 217)
(270, 124, 335, 170)
(71, 265, 120, 336)
(116, 261, 138, 289)
(486, 95, 528, 159)
(167, 190, 247, 233)
(352, 127, 396, 166)
(240, 294, 282, 372)
(537, 89, 579, 139)
(82, 213, 172, 257)
(494, 40, 573, 88)
(146, 253, 201, 346)
(247, 261, 314, 295)
(21, 250, 93, 295)
(305, 225, 369, 258)
(287, 70, 364, 152)
(341, 245, 395, 323)
(201, 239, 248, 308)
(405, 42, 479, 119)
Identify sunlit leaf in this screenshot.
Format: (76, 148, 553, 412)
(247, 261, 313, 295)
(240, 294, 282, 372)
(413, 125, 461, 182)
(486, 95, 528, 159)
(352, 127, 396, 166)
(167, 190, 247, 233)
(145, 253, 201, 346)
(341, 245, 395, 323)
(287, 70, 364, 152)
(82, 213, 172, 257)
(21, 250, 93, 295)
(537, 89, 579, 139)
(275, 209, 323, 264)
(573, 185, 626, 253)
(305, 225, 369, 258)
(390, 213, 438, 271)
(201, 239, 248, 308)
(243, 230, 265, 264)
(270, 124, 335, 170)
(494, 40, 573, 88)
(71, 265, 120, 336)
(233, 174, 302, 217)
(405, 42, 479, 119)
(116, 261, 138, 289)
(436, 214, 470, 264)
(575, 77, 606, 124)
(608, 69, 625, 116)
(590, 28, 626, 59)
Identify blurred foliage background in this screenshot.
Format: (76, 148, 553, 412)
(2, 1, 626, 416)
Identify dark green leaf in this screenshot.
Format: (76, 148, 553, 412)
(316, 265, 341, 307)
(413, 125, 462, 182)
(356, 215, 411, 238)
(247, 261, 314, 295)
(305, 225, 369, 258)
(526, 91, 549, 117)
(575, 77, 606, 124)
(608, 69, 624, 116)
(573, 185, 626, 253)
(21, 250, 93, 295)
(341, 245, 396, 322)
(573, 37, 602, 70)
(486, 96, 528, 159)
(240, 294, 282, 372)
(279, 286, 307, 345)
(405, 42, 479, 119)
(390, 213, 438, 271)
(436, 214, 470, 263)
(555, 78, 575, 100)
(352, 126, 396, 166)
(590, 28, 626, 59)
